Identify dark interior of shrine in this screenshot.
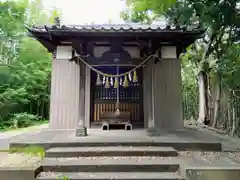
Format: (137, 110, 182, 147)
(90, 66, 144, 128)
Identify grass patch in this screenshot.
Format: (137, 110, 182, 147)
(0, 145, 45, 160)
(57, 175, 70, 180)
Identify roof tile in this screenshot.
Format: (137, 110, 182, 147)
(30, 23, 201, 33)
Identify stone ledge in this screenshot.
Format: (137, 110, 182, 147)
(36, 172, 183, 180)
(42, 157, 180, 172)
(0, 166, 42, 180)
(186, 168, 240, 180)
(180, 153, 240, 180)
(45, 146, 178, 157)
(0, 152, 42, 180)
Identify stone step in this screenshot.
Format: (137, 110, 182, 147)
(45, 146, 178, 157)
(10, 141, 222, 151)
(36, 172, 184, 180)
(42, 157, 180, 172)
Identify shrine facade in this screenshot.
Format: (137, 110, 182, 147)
(27, 23, 204, 132)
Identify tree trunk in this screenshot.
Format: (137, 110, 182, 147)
(231, 102, 236, 136)
(231, 90, 238, 136)
(212, 81, 220, 128)
(227, 100, 231, 132)
(198, 71, 209, 125)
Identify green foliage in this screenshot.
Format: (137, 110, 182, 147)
(10, 112, 40, 128)
(124, 0, 240, 133)
(9, 145, 45, 160)
(57, 175, 70, 180)
(0, 0, 57, 130)
(121, 0, 176, 23)
(0, 0, 27, 64)
(218, 44, 240, 90)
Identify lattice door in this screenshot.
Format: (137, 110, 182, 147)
(91, 67, 143, 125)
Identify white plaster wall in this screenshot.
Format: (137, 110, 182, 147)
(161, 46, 177, 59)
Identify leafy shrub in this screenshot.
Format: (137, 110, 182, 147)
(10, 112, 40, 128)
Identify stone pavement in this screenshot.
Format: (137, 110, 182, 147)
(1, 126, 240, 180)
(0, 152, 41, 168)
(0, 126, 240, 151)
(5, 127, 238, 151)
(0, 124, 48, 149)
(0, 152, 41, 180)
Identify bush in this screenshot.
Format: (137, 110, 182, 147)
(9, 112, 41, 128)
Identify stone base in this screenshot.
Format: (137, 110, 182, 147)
(147, 127, 162, 136)
(186, 168, 240, 180)
(75, 127, 87, 137)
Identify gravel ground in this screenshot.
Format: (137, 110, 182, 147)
(179, 151, 240, 160)
(49, 156, 176, 161)
(39, 151, 240, 177)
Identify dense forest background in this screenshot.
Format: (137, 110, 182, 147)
(0, 0, 240, 136)
(0, 0, 59, 130)
(122, 0, 240, 136)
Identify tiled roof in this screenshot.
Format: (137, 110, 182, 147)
(29, 23, 202, 33)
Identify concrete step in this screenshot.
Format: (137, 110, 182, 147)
(42, 157, 180, 172)
(36, 172, 184, 180)
(45, 146, 178, 157)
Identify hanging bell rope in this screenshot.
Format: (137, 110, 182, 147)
(115, 66, 120, 116)
(74, 54, 156, 78)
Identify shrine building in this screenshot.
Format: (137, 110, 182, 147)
(27, 23, 204, 135)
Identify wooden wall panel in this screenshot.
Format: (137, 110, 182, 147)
(93, 102, 140, 122)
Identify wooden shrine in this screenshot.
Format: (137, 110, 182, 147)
(26, 22, 204, 135)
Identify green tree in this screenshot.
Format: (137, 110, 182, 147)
(0, 0, 27, 64)
(0, 0, 54, 130)
(123, 0, 240, 135)
(121, 0, 176, 23)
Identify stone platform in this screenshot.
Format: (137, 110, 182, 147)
(2, 127, 240, 180)
(0, 152, 42, 180)
(9, 128, 223, 151)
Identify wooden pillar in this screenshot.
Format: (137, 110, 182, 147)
(153, 58, 183, 129)
(143, 59, 154, 128)
(149, 59, 155, 128)
(143, 66, 148, 128)
(49, 47, 80, 129)
(84, 66, 91, 128)
(75, 62, 87, 136)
